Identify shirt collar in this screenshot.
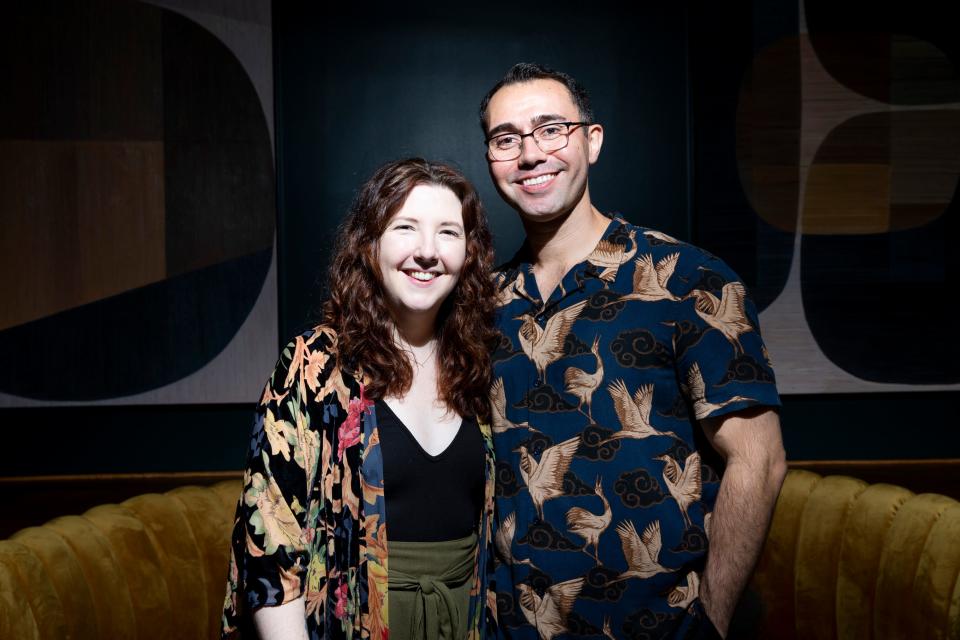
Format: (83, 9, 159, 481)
(498, 214, 627, 307)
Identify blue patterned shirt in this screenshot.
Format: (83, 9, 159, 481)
(490, 216, 780, 639)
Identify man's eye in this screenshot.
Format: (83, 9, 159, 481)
(539, 125, 563, 138)
(494, 135, 520, 149)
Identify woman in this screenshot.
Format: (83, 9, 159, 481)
(221, 159, 498, 640)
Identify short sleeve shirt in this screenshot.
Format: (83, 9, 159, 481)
(490, 216, 780, 639)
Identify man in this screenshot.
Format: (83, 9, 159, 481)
(481, 63, 786, 639)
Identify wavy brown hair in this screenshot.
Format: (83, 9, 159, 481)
(322, 158, 496, 420)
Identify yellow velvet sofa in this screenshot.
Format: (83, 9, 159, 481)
(0, 480, 238, 639)
(749, 470, 960, 639)
(2, 471, 959, 639)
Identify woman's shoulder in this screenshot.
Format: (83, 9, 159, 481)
(285, 323, 339, 353)
(266, 324, 346, 395)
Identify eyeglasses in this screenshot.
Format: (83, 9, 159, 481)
(485, 121, 590, 161)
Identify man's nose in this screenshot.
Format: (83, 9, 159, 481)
(518, 134, 547, 166)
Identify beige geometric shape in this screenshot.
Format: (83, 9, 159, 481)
(0, 140, 166, 331)
(736, 35, 803, 233)
(803, 164, 891, 234)
(739, 164, 801, 233)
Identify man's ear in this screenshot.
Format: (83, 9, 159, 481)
(587, 124, 604, 164)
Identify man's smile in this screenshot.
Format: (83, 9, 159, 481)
(520, 172, 557, 186)
(517, 171, 560, 192)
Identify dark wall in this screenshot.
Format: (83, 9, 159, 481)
(273, 2, 691, 338)
(1, 404, 251, 475)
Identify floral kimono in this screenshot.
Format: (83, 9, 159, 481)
(222, 325, 498, 639)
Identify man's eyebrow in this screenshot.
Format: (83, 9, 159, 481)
(486, 113, 569, 138)
(531, 113, 568, 127)
(486, 122, 520, 138)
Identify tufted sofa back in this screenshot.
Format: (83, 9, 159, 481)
(0, 480, 240, 640)
(750, 470, 960, 640)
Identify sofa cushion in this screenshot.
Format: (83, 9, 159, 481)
(875, 493, 957, 639)
(8, 526, 99, 638)
(795, 475, 868, 640)
(836, 482, 913, 639)
(913, 502, 960, 640)
(0, 541, 53, 639)
(168, 483, 236, 639)
(124, 492, 210, 640)
(84, 503, 174, 639)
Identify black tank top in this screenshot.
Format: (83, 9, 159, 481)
(376, 399, 485, 542)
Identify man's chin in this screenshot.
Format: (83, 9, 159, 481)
(516, 204, 571, 226)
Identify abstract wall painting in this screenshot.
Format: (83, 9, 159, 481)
(0, 1, 278, 405)
(693, 0, 959, 393)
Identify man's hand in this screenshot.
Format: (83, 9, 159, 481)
(698, 407, 786, 637)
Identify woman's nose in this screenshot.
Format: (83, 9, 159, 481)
(413, 233, 438, 261)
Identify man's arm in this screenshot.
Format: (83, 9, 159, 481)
(698, 407, 787, 637)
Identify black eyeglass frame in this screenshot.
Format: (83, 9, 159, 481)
(484, 121, 591, 161)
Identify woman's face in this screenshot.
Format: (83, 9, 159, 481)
(377, 184, 467, 324)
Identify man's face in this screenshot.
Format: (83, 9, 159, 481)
(484, 78, 603, 223)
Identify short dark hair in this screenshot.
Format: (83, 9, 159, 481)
(478, 62, 594, 134)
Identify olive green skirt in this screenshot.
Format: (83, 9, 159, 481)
(387, 532, 478, 640)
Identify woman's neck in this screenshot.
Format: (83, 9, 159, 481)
(392, 321, 438, 366)
(389, 304, 438, 347)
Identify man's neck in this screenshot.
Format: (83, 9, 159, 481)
(521, 199, 610, 300)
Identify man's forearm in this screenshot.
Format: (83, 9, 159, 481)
(700, 451, 786, 636)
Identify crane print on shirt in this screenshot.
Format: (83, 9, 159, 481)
(491, 216, 780, 639)
(585, 227, 638, 284)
